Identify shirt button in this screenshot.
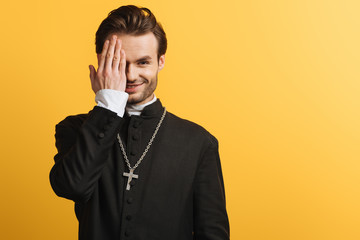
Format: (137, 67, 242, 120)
(126, 215, 132, 221)
(130, 151, 136, 156)
(98, 132, 105, 138)
(127, 198, 133, 204)
(132, 134, 139, 140)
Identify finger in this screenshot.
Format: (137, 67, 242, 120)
(118, 49, 127, 91)
(119, 49, 126, 77)
(105, 35, 117, 71)
(98, 40, 109, 73)
(112, 39, 121, 70)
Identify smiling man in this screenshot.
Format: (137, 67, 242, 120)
(50, 5, 229, 240)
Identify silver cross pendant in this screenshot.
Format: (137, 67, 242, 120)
(123, 168, 138, 190)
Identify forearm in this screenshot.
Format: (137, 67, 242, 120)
(50, 34, 129, 202)
(50, 106, 123, 202)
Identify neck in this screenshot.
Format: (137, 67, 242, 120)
(126, 95, 157, 116)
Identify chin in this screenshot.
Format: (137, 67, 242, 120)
(128, 92, 154, 105)
(127, 95, 146, 105)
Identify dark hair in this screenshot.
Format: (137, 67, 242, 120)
(95, 5, 167, 58)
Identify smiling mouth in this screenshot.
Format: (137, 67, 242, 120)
(126, 82, 144, 92)
(127, 85, 138, 89)
(126, 83, 143, 88)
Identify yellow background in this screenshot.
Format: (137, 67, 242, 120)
(1, 0, 359, 239)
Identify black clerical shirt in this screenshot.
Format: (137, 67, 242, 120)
(50, 100, 229, 240)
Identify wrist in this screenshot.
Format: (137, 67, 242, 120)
(95, 89, 129, 117)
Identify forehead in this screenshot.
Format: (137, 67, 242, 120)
(107, 32, 158, 60)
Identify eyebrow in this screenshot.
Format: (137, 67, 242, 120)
(136, 56, 152, 62)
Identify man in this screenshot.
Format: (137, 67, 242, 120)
(50, 5, 229, 240)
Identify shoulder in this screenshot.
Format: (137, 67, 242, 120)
(165, 111, 218, 147)
(56, 112, 89, 131)
(54, 112, 90, 144)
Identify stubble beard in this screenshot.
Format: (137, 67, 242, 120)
(127, 75, 158, 105)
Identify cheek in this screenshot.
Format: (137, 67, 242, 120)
(140, 67, 157, 79)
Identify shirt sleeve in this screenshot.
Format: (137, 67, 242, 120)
(193, 137, 230, 239)
(50, 106, 125, 203)
(95, 89, 129, 117)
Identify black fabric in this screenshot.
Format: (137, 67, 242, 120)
(50, 99, 229, 240)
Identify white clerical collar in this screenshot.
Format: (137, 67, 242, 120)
(126, 95, 157, 116)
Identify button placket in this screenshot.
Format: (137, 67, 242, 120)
(120, 116, 144, 238)
(127, 117, 143, 167)
(132, 134, 139, 141)
(122, 193, 135, 238)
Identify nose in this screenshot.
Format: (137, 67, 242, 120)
(126, 64, 138, 82)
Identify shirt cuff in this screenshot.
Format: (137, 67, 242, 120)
(95, 89, 129, 117)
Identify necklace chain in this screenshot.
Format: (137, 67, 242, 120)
(117, 108, 167, 171)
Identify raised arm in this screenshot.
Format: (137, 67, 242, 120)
(50, 35, 128, 203)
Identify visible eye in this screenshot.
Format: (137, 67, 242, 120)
(138, 61, 150, 65)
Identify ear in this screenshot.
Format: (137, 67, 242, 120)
(158, 55, 165, 71)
